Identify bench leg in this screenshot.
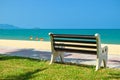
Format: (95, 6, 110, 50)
(49, 51, 64, 64)
(96, 46, 108, 71)
(96, 58, 102, 71)
(96, 54, 107, 71)
(102, 46, 108, 68)
(60, 53, 64, 63)
(49, 51, 58, 64)
(103, 58, 107, 68)
(49, 53, 55, 64)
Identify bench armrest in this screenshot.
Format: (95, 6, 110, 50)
(102, 46, 108, 54)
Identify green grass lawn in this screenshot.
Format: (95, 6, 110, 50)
(0, 55, 120, 80)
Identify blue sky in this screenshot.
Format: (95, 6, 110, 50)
(0, 0, 120, 29)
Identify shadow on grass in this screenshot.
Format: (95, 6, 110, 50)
(0, 54, 44, 62)
(55, 61, 95, 69)
(3, 68, 47, 80)
(108, 73, 120, 79)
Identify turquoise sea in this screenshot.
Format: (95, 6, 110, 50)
(0, 29, 120, 44)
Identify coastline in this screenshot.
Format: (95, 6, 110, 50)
(0, 39, 120, 54)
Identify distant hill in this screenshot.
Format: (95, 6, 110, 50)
(0, 24, 19, 29)
(32, 27, 41, 29)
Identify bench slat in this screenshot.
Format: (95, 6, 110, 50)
(53, 34, 96, 40)
(54, 43, 97, 49)
(55, 48, 97, 54)
(54, 39, 96, 44)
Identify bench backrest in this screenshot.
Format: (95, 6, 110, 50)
(49, 33, 101, 55)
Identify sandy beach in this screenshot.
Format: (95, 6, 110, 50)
(0, 39, 120, 54)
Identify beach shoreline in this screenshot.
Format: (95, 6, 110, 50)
(0, 39, 120, 55)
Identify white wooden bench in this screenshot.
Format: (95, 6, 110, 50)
(49, 33, 108, 71)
